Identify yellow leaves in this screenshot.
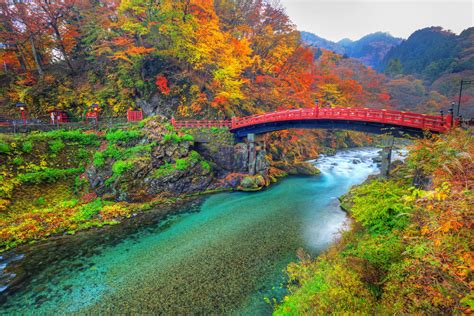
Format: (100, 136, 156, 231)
(421, 225, 431, 235)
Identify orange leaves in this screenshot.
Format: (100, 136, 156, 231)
(16, 73, 37, 86)
(126, 46, 155, 56)
(211, 96, 228, 109)
(155, 75, 171, 95)
(0, 51, 21, 70)
(111, 45, 155, 63)
(113, 37, 134, 47)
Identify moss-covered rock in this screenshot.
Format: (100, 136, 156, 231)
(238, 174, 266, 191)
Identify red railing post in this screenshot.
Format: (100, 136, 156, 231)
(445, 111, 453, 129)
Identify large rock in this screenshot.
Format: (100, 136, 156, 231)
(195, 142, 249, 177)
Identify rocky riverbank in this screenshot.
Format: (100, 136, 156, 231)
(275, 130, 473, 315)
(0, 117, 377, 254)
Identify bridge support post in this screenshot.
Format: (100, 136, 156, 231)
(380, 136, 394, 178)
(247, 133, 256, 175)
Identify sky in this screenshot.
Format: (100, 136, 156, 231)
(279, 0, 474, 42)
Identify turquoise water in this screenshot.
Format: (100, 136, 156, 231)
(0, 148, 382, 314)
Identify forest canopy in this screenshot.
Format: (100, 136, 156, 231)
(0, 0, 465, 119)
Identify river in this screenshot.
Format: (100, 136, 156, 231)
(0, 147, 394, 314)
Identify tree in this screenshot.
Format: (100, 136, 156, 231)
(385, 58, 403, 77)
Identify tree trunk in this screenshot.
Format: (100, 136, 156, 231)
(52, 26, 75, 74)
(29, 35, 44, 77)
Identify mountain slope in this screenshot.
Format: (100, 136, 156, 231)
(381, 27, 463, 80)
(300, 31, 344, 54)
(342, 32, 402, 68)
(301, 31, 402, 68)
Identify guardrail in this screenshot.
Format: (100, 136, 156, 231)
(0, 117, 133, 134)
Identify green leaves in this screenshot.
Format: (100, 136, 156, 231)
(350, 179, 412, 233)
(17, 168, 83, 185)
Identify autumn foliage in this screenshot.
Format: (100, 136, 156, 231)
(276, 129, 473, 314)
(0, 0, 416, 119)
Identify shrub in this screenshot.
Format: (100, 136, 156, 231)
(93, 152, 106, 168)
(0, 141, 10, 154)
(17, 168, 83, 184)
(34, 197, 46, 207)
(350, 179, 412, 233)
(48, 139, 65, 154)
(74, 198, 104, 221)
(343, 234, 405, 270)
(200, 160, 211, 171)
(163, 133, 181, 143)
(124, 143, 155, 156)
(112, 160, 134, 176)
(154, 163, 174, 178)
(28, 129, 99, 145)
(181, 134, 194, 141)
(12, 157, 24, 166)
(21, 141, 33, 153)
(275, 261, 376, 315)
(175, 158, 190, 171)
(105, 129, 142, 143)
(74, 176, 89, 195)
(188, 150, 200, 163)
(77, 148, 90, 160)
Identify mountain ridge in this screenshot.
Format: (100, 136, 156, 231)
(301, 31, 402, 68)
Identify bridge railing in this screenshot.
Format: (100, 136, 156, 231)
(172, 107, 451, 133)
(171, 118, 232, 129)
(231, 107, 449, 133)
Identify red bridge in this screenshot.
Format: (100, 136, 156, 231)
(172, 107, 454, 138)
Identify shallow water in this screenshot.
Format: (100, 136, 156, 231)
(0, 147, 389, 314)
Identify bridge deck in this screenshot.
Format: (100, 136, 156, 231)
(173, 107, 452, 135)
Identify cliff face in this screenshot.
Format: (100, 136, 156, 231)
(85, 117, 273, 200)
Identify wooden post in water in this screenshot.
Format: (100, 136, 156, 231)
(380, 136, 394, 178)
(247, 133, 256, 175)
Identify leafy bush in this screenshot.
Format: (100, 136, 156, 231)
(74, 176, 89, 195)
(12, 157, 24, 166)
(34, 197, 46, 207)
(28, 129, 99, 145)
(21, 141, 33, 153)
(181, 134, 194, 141)
(275, 261, 375, 315)
(154, 162, 175, 178)
(163, 132, 181, 143)
(93, 152, 106, 168)
(124, 143, 155, 156)
(77, 148, 90, 160)
(112, 160, 134, 176)
(200, 160, 211, 171)
(74, 198, 104, 221)
(49, 139, 65, 154)
(17, 168, 83, 184)
(0, 141, 10, 154)
(175, 158, 190, 171)
(105, 129, 142, 143)
(350, 179, 412, 233)
(343, 234, 405, 270)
